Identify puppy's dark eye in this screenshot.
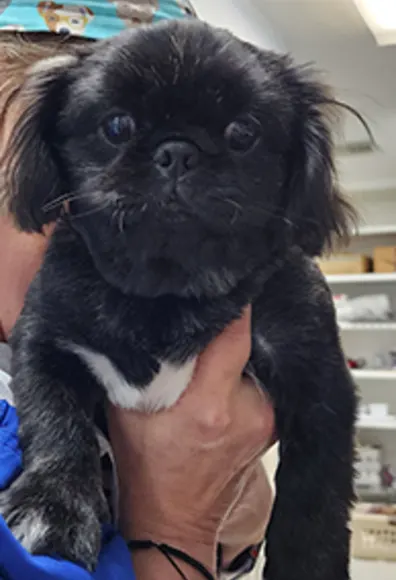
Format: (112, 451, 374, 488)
(102, 114, 136, 145)
(225, 116, 261, 153)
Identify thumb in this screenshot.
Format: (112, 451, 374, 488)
(191, 306, 252, 395)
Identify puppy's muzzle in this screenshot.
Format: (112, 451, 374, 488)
(154, 139, 199, 180)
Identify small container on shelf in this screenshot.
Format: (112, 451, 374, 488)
(334, 293, 392, 324)
(317, 253, 371, 276)
(351, 503, 396, 561)
(355, 444, 382, 488)
(374, 246, 396, 273)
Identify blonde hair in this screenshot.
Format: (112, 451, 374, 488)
(0, 32, 93, 215)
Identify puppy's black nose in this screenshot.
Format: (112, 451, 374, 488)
(154, 141, 199, 177)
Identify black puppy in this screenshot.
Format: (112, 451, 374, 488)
(1, 19, 357, 579)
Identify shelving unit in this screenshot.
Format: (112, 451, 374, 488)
(325, 190, 396, 505)
(352, 370, 396, 381)
(356, 486, 396, 503)
(354, 224, 396, 237)
(327, 272, 396, 284)
(340, 322, 396, 331)
(357, 417, 396, 430)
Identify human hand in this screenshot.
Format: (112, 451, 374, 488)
(0, 215, 52, 340)
(108, 307, 275, 575)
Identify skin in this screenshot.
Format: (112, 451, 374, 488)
(0, 212, 275, 576)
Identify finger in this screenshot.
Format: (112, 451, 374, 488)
(232, 378, 276, 455)
(191, 306, 252, 394)
(242, 377, 277, 444)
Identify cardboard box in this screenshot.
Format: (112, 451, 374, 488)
(317, 254, 371, 276)
(373, 246, 396, 273)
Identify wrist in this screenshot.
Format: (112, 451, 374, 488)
(130, 541, 217, 580)
(132, 540, 217, 575)
(120, 496, 218, 575)
(118, 486, 220, 549)
(121, 514, 218, 573)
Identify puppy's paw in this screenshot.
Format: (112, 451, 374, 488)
(0, 470, 107, 571)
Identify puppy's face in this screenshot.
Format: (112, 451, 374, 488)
(5, 21, 352, 297)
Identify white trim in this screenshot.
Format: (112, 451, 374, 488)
(327, 273, 396, 284)
(353, 224, 396, 237)
(352, 369, 396, 381)
(339, 322, 396, 331)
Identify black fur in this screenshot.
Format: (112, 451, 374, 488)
(1, 20, 357, 578)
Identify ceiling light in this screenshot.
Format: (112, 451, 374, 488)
(353, 0, 396, 45)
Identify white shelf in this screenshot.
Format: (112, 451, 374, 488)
(327, 272, 396, 284)
(352, 369, 396, 381)
(353, 224, 396, 237)
(357, 417, 396, 430)
(356, 486, 396, 502)
(339, 322, 396, 331)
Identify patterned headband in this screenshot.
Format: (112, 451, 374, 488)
(0, 0, 196, 39)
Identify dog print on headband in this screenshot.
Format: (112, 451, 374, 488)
(0, 0, 11, 16)
(37, 1, 94, 35)
(176, 0, 196, 17)
(106, 0, 158, 27)
(0, 0, 195, 38)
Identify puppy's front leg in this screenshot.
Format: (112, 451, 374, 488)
(0, 344, 107, 571)
(263, 365, 356, 580)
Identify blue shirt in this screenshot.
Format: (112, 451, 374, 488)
(0, 399, 136, 580)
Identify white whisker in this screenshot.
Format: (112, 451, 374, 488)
(118, 209, 126, 234)
(68, 202, 109, 221)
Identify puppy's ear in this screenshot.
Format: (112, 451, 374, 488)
(3, 54, 80, 232)
(284, 72, 356, 256)
(241, 45, 356, 256)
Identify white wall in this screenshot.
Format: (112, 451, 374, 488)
(191, 0, 284, 50)
(336, 109, 396, 193)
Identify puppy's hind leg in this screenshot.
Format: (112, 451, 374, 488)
(263, 368, 356, 580)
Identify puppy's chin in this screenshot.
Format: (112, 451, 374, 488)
(87, 246, 242, 299)
(105, 260, 240, 299)
(69, 201, 252, 299)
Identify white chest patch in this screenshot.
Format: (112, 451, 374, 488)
(67, 344, 197, 412)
